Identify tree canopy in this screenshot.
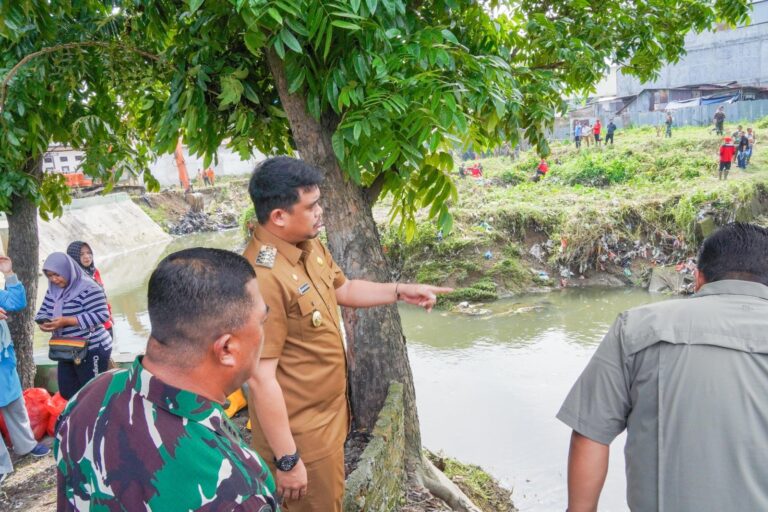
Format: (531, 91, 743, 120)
(1, 0, 751, 231)
(118, 0, 750, 236)
(0, 1, 165, 218)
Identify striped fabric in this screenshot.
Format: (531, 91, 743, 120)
(36, 288, 112, 351)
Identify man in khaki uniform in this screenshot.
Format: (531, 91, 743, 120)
(559, 223, 768, 512)
(244, 157, 450, 511)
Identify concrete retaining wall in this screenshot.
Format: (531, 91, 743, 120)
(4, 193, 171, 267)
(343, 382, 406, 512)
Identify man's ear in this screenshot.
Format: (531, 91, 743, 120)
(694, 268, 707, 292)
(212, 334, 237, 367)
(270, 208, 287, 227)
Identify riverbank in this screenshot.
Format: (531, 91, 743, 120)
(382, 124, 768, 303)
(136, 125, 768, 305)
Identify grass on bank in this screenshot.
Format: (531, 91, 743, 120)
(382, 123, 768, 300)
(427, 451, 516, 512)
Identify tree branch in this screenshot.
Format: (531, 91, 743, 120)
(530, 60, 566, 71)
(365, 172, 387, 205)
(0, 41, 161, 114)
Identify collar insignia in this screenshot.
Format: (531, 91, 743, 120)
(255, 245, 277, 268)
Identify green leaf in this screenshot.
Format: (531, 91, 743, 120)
(441, 29, 459, 45)
(188, 0, 204, 14)
(267, 8, 283, 25)
(273, 37, 286, 58)
(365, 0, 378, 15)
(323, 26, 333, 59)
(331, 131, 345, 161)
(331, 20, 362, 31)
(218, 76, 244, 106)
(245, 31, 267, 55)
(7, 131, 20, 146)
(280, 28, 303, 53)
(351, 0, 361, 13)
(288, 69, 306, 93)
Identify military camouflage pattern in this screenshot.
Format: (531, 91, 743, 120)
(54, 357, 279, 511)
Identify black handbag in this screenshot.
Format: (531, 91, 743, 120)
(49, 337, 89, 365)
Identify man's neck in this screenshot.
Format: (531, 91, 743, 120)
(262, 223, 299, 246)
(142, 350, 227, 404)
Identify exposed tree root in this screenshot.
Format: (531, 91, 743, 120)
(411, 455, 483, 512)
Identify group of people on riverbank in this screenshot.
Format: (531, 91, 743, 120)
(5, 156, 768, 512)
(0, 240, 115, 484)
(573, 118, 618, 149)
(49, 157, 450, 512)
(718, 124, 757, 179)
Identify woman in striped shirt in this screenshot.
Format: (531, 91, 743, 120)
(36, 253, 112, 399)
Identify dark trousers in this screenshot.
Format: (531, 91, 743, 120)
(605, 133, 614, 144)
(719, 161, 731, 180)
(574, 136, 581, 148)
(58, 345, 112, 399)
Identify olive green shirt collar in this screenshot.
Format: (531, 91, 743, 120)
(694, 279, 768, 301)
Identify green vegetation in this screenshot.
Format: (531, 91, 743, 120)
(384, 124, 768, 302)
(427, 451, 515, 512)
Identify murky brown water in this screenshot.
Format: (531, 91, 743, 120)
(35, 229, 668, 511)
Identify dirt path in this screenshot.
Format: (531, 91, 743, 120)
(0, 438, 56, 512)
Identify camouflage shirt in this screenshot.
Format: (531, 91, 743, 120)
(54, 357, 279, 511)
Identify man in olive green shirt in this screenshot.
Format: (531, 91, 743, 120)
(559, 223, 768, 512)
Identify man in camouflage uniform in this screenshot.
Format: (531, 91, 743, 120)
(55, 248, 278, 511)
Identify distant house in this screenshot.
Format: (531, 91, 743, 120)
(42, 146, 85, 175)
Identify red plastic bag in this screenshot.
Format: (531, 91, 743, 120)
(46, 393, 68, 437)
(0, 411, 9, 445)
(23, 388, 52, 441)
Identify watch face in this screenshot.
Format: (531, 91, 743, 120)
(276, 454, 297, 472)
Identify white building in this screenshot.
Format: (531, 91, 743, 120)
(42, 146, 85, 174)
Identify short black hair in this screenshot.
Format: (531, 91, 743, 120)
(147, 248, 257, 359)
(248, 156, 324, 224)
(697, 223, 768, 285)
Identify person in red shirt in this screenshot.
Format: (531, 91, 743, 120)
(719, 137, 736, 180)
(593, 120, 602, 146)
(66, 241, 114, 338)
(533, 158, 549, 182)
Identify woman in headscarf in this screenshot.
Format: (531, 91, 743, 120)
(36, 253, 112, 399)
(66, 241, 114, 338)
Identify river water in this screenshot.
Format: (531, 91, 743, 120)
(34, 229, 669, 511)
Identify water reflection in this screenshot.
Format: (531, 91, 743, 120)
(402, 288, 666, 512)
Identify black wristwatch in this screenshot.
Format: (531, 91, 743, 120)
(274, 450, 300, 472)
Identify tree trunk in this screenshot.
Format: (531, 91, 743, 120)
(6, 159, 42, 389)
(266, 50, 423, 468)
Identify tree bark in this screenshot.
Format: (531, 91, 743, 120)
(6, 158, 42, 389)
(265, 50, 423, 468)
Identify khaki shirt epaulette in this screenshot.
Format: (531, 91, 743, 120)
(244, 225, 350, 463)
